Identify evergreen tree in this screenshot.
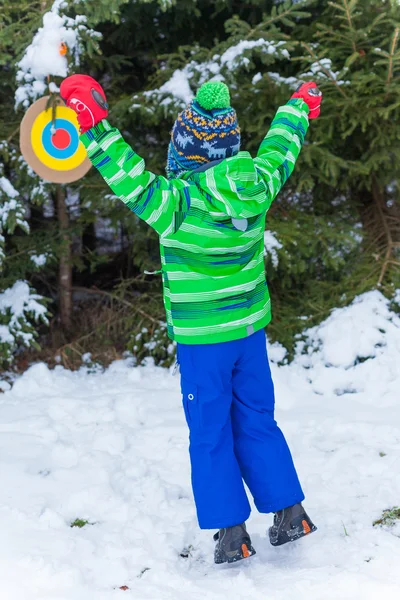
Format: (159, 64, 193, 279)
(129, 0, 369, 347)
(0, 0, 399, 366)
(296, 0, 400, 293)
(137, 0, 400, 348)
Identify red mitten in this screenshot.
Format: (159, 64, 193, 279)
(291, 82, 322, 119)
(60, 74, 109, 133)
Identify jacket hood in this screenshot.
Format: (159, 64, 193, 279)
(184, 151, 269, 220)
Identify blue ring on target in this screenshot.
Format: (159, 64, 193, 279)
(42, 118, 79, 160)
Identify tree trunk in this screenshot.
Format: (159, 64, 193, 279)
(55, 185, 72, 330)
(357, 178, 400, 286)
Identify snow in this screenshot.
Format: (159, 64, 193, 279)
(30, 253, 48, 267)
(15, 0, 101, 107)
(295, 290, 400, 399)
(264, 230, 283, 267)
(0, 290, 400, 598)
(0, 174, 29, 265)
(49, 81, 60, 94)
(0, 176, 19, 199)
(297, 290, 394, 368)
(157, 69, 194, 105)
(0, 281, 48, 345)
(267, 72, 301, 89)
(15, 9, 76, 107)
(219, 39, 289, 70)
(300, 58, 349, 86)
(0, 325, 14, 345)
(140, 39, 289, 109)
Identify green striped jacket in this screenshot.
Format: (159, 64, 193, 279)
(81, 98, 309, 345)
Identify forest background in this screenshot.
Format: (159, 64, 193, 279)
(1, 0, 399, 371)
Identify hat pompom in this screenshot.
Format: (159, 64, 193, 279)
(196, 81, 231, 110)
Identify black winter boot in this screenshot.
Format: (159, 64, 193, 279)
(269, 503, 317, 547)
(214, 523, 256, 564)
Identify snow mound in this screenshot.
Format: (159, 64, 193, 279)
(293, 291, 400, 399)
(297, 290, 398, 368)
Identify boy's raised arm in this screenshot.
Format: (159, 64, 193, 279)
(60, 75, 189, 238)
(80, 121, 189, 237)
(254, 82, 322, 209)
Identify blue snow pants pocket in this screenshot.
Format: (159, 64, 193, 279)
(180, 376, 199, 428)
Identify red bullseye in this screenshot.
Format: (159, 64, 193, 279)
(51, 128, 71, 150)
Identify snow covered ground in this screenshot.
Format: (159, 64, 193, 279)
(0, 291, 400, 600)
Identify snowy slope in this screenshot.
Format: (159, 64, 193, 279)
(0, 291, 400, 600)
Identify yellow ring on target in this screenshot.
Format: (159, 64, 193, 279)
(31, 106, 87, 172)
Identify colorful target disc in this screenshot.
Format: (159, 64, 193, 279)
(20, 96, 91, 184)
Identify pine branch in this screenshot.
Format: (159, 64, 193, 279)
(301, 42, 349, 98)
(385, 26, 399, 101)
(245, 1, 311, 40)
(343, 0, 357, 54)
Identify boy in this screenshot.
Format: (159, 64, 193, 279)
(60, 75, 321, 563)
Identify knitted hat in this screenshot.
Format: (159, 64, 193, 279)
(166, 81, 241, 179)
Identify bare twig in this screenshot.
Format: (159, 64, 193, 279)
(72, 286, 160, 324)
(57, 312, 121, 368)
(7, 125, 20, 144)
(81, 184, 106, 189)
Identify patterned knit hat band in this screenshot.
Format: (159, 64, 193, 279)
(166, 81, 241, 179)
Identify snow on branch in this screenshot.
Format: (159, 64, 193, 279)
(0, 170, 29, 268)
(145, 69, 194, 108)
(0, 281, 48, 361)
(0, 160, 48, 363)
(266, 72, 301, 89)
(219, 39, 289, 70)
(15, 0, 101, 108)
(299, 57, 350, 87)
(140, 38, 290, 110)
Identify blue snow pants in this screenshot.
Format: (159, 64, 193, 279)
(177, 329, 304, 530)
